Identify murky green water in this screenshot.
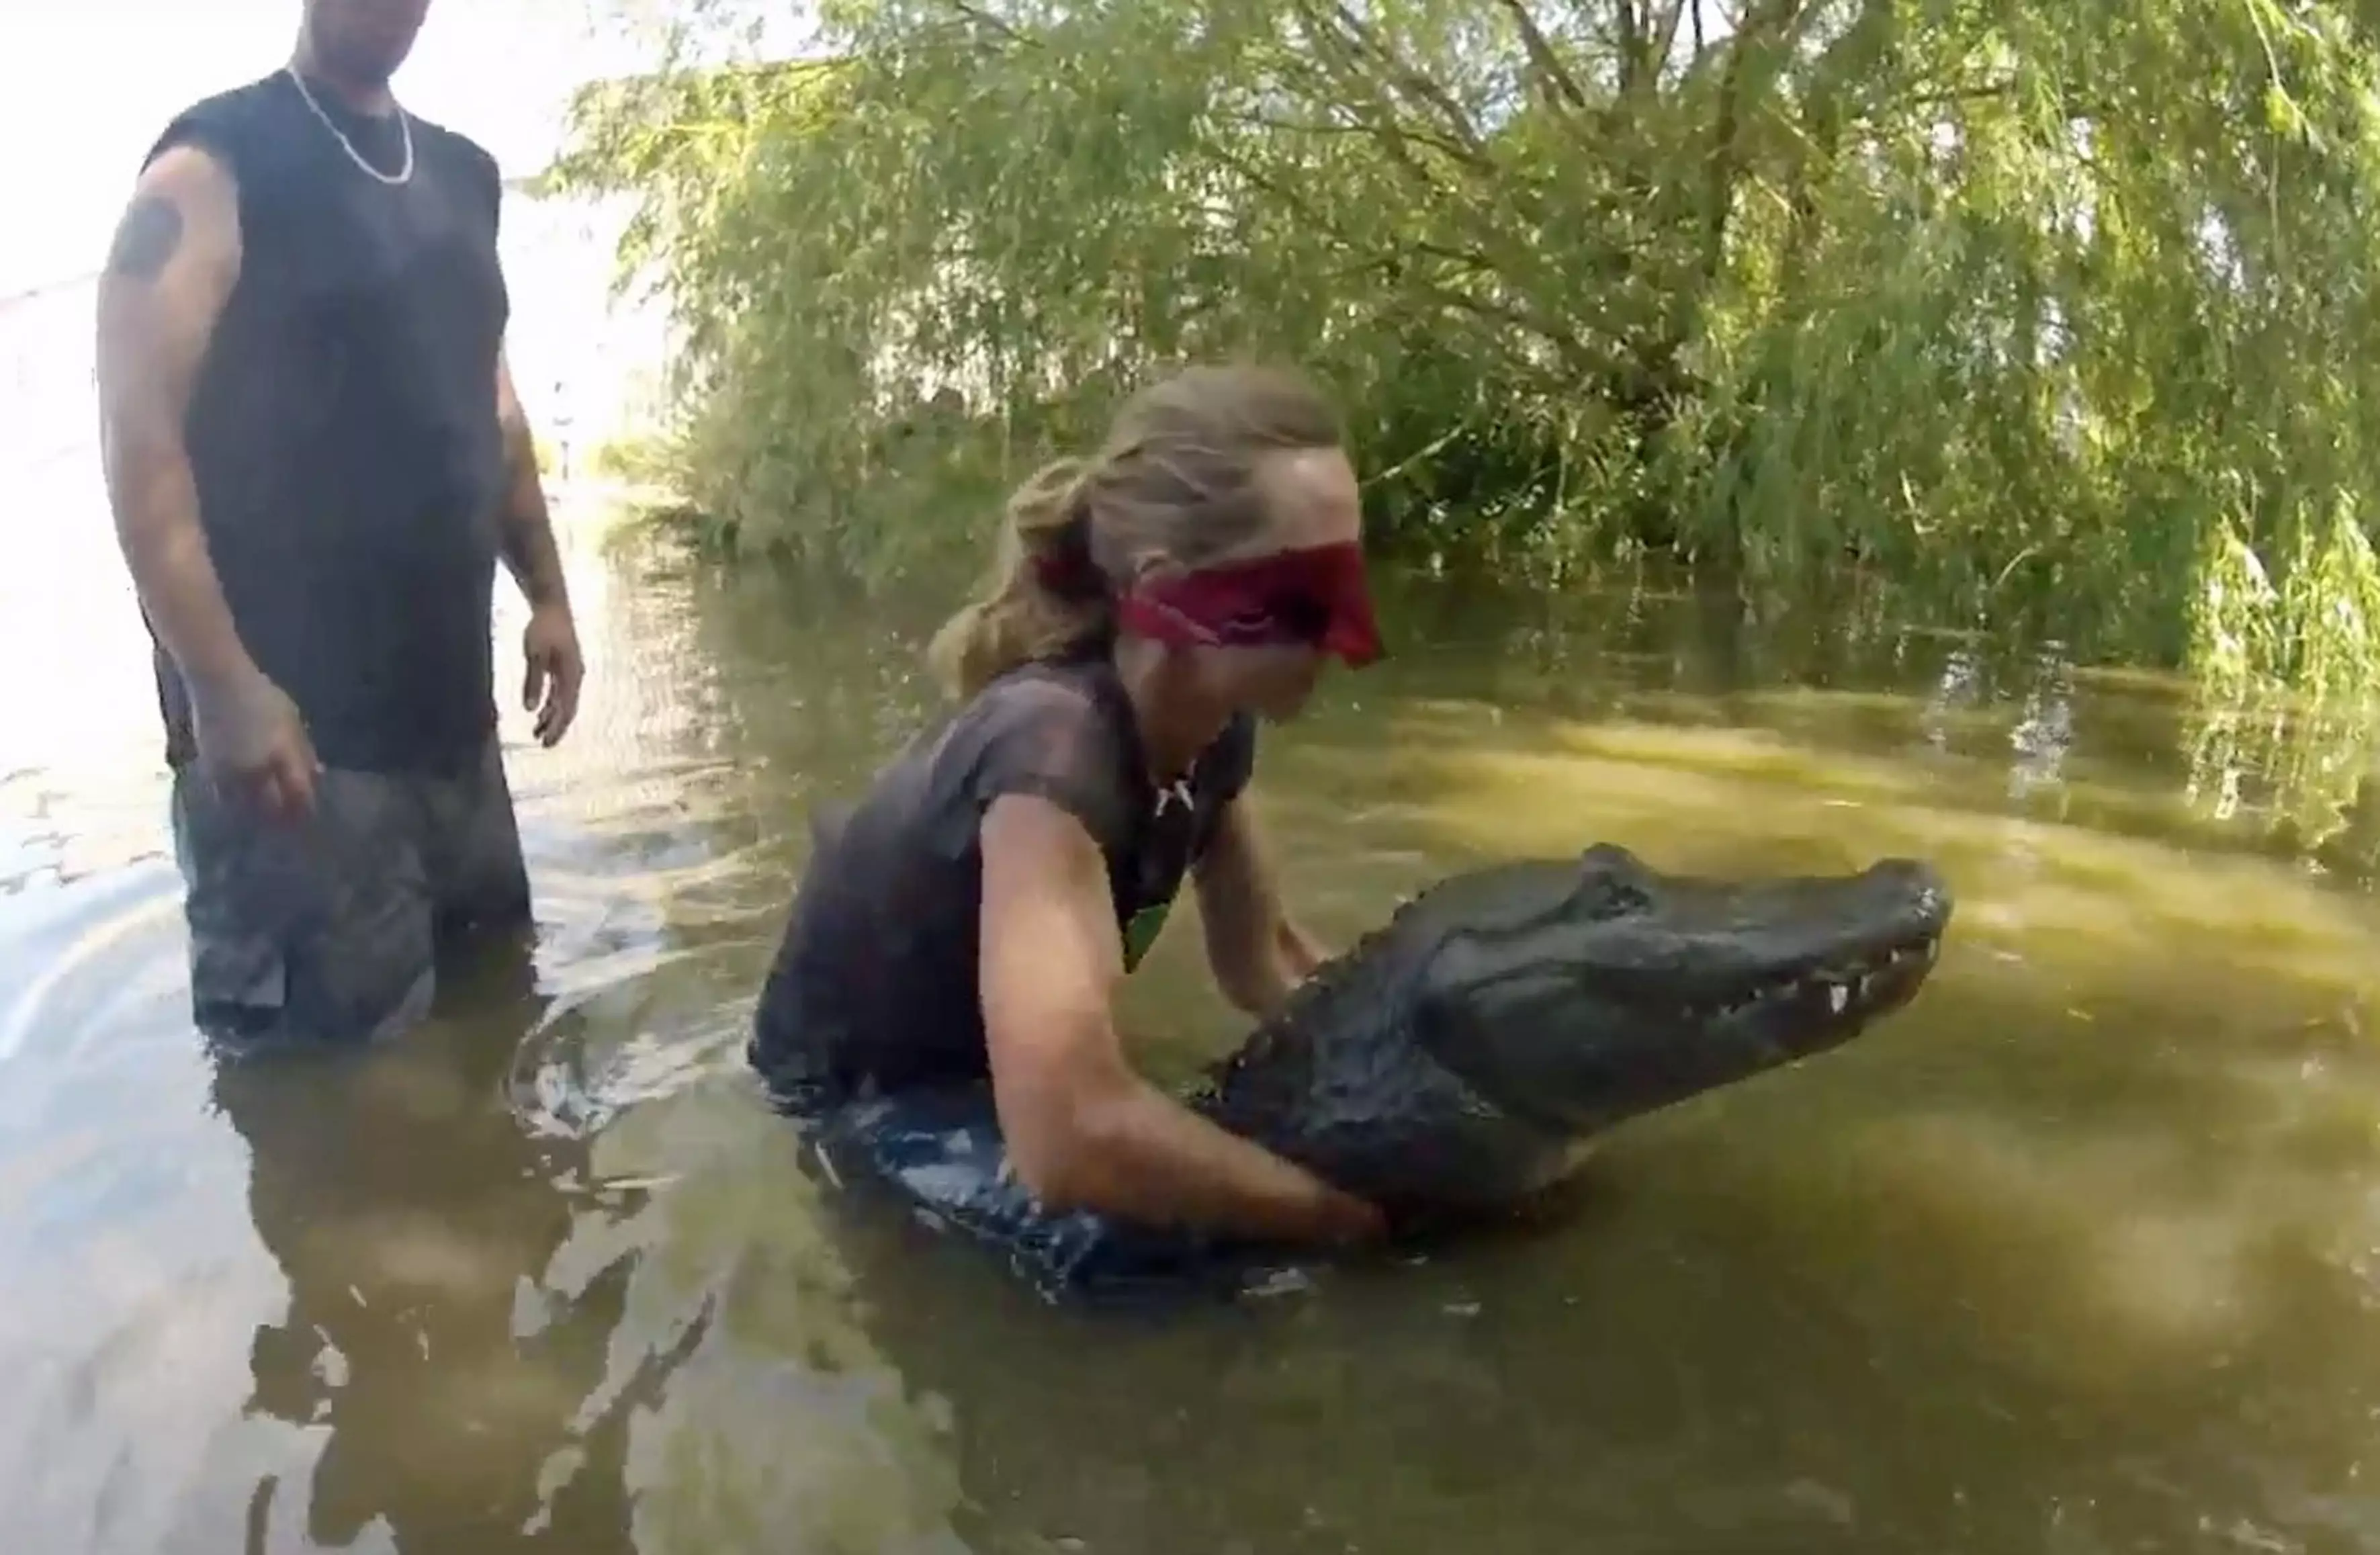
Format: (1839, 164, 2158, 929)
(8, 493, 2380, 1554)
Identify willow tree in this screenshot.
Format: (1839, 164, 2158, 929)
(549, 0, 2380, 687)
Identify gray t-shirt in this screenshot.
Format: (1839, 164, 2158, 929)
(751, 651, 1257, 1103)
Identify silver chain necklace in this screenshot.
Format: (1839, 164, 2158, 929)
(284, 65, 414, 186)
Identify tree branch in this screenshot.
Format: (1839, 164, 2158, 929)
(1287, 0, 1493, 163)
(1493, 0, 1590, 112)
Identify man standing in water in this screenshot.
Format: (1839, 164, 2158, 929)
(94, 0, 582, 1050)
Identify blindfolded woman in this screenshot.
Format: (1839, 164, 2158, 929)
(752, 363, 1389, 1247)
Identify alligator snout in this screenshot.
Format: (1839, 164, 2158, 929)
(1404, 847, 1955, 1137)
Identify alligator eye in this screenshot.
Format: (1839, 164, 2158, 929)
(1575, 878, 1652, 918)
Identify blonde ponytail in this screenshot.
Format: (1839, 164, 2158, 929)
(924, 457, 1114, 699)
(926, 363, 1348, 699)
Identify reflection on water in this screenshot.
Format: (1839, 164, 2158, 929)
(5, 492, 2380, 1552)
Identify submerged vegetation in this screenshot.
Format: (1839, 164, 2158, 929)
(547, 1, 2380, 732)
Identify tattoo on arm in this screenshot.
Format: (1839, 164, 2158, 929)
(105, 195, 185, 283)
(95, 149, 257, 695)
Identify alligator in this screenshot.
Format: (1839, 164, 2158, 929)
(799, 840, 1954, 1303)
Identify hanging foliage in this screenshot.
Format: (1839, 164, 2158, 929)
(547, 0, 2380, 684)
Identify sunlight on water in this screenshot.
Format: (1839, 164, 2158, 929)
(0, 411, 177, 891)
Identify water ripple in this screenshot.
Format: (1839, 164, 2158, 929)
(3, 508, 2380, 1552)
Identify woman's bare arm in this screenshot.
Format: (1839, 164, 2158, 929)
(1192, 794, 1329, 1019)
(977, 792, 1380, 1244)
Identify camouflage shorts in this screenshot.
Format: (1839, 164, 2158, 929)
(169, 737, 533, 1052)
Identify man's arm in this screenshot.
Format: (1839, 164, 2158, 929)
(1192, 794, 1331, 1019)
(494, 347, 582, 746)
(95, 144, 255, 692)
(98, 143, 318, 816)
(493, 348, 569, 613)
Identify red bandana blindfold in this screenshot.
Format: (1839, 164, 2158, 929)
(1112, 543, 1384, 667)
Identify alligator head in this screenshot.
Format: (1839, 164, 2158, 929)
(1407, 841, 1953, 1138)
(1184, 838, 1955, 1229)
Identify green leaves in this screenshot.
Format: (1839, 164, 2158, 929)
(554, 0, 2380, 684)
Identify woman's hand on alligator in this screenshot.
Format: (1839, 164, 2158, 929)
(1192, 791, 1334, 1018)
(1316, 1184, 1390, 1244)
(979, 790, 1395, 1247)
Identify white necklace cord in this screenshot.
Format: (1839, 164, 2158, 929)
(285, 64, 414, 186)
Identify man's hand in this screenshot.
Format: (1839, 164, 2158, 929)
(521, 601, 583, 746)
(189, 669, 320, 824)
(492, 347, 578, 746)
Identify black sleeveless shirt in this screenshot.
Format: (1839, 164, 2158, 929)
(752, 654, 1258, 1102)
(140, 71, 512, 774)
